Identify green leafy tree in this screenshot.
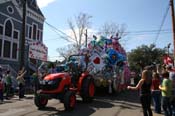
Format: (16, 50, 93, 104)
(128, 44, 166, 74)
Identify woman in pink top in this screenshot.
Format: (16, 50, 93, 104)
(151, 72, 161, 114)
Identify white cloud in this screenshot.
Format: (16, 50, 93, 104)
(37, 0, 56, 8)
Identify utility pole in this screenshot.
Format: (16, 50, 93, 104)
(167, 43, 171, 56)
(170, 0, 175, 63)
(19, 0, 27, 70)
(85, 29, 88, 48)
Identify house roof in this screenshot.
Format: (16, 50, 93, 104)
(0, 0, 45, 18)
(26, 0, 44, 18)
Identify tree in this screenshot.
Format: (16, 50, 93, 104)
(67, 12, 92, 50)
(56, 13, 92, 60)
(127, 44, 166, 74)
(98, 22, 127, 38)
(56, 44, 77, 61)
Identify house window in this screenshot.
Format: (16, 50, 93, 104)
(12, 43, 17, 59)
(40, 31, 43, 41)
(26, 25, 28, 37)
(3, 40, 11, 58)
(32, 24, 37, 40)
(37, 30, 40, 40)
(5, 20, 12, 37)
(0, 39, 2, 57)
(0, 26, 3, 35)
(13, 31, 18, 39)
(29, 26, 32, 39)
(7, 6, 14, 14)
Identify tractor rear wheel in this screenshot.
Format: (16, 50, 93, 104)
(81, 77, 95, 103)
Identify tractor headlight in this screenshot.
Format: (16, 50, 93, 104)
(47, 80, 56, 85)
(39, 78, 62, 90)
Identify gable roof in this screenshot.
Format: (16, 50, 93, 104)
(0, 0, 45, 19)
(0, 0, 11, 4)
(26, 0, 44, 18)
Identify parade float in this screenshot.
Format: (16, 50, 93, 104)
(78, 34, 131, 94)
(38, 34, 131, 95)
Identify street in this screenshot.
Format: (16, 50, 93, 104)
(0, 90, 163, 116)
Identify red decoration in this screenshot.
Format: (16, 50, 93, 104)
(163, 54, 173, 65)
(93, 57, 100, 64)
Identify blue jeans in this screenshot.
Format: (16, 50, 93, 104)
(162, 96, 172, 116)
(171, 96, 175, 116)
(152, 90, 161, 113)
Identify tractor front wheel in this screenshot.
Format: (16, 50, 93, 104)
(34, 95, 48, 109)
(64, 91, 76, 111)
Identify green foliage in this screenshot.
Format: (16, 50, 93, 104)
(127, 44, 166, 74)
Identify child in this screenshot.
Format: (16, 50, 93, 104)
(0, 78, 3, 103)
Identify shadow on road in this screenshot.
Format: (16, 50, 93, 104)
(95, 89, 140, 104)
(43, 90, 141, 116)
(116, 90, 140, 103)
(45, 98, 114, 116)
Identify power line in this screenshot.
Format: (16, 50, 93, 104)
(88, 29, 171, 34)
(44, 21, 74, 42)
(124, 29, 171, 34)
(127, 31, 171, 36)
(153, 2, 170, 44)
(90, 29, 172, 36)
(44, 31, 172, 41)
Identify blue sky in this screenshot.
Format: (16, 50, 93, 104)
(36, 0, 173, 61)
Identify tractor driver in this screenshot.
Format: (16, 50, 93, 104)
(66, 60, 80, 87)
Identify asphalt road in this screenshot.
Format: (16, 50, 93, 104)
(0, 90, 163, 116)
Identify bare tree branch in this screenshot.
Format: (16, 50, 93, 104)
(67, 19, 78, 46)
(56, 44, 77, 61)
(57, 13, 92, 60)
(98, 22, 127, 38)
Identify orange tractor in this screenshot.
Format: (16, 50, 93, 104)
(34, 55, 95, 111)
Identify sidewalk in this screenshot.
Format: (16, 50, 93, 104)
(0, 94, 34, 104)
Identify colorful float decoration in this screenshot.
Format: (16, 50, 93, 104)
(79, 34, 131, 93)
